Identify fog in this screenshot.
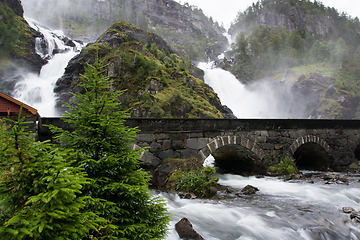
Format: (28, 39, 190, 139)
(174, 0, 360, 28)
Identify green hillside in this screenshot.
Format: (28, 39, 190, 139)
(55, 21, 225, 118)
(225, 0, 360, 119)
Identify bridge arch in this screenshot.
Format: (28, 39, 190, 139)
(289, 135, 333, 171)
(197, 135, 266, 175)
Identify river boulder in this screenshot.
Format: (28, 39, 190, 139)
(175, 218, 204, 240)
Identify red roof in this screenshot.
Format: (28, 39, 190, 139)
(0, 92, 39, 117)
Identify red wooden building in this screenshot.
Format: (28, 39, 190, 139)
(0, 92, 40, 118)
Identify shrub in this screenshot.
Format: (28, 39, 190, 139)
(169, 164, 219, 198)
(267, 156, 298, 176)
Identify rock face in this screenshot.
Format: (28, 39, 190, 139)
(291, 73, 360, 119)
(0, 0, 23, 17)
(175, 218, 204, 240)
(229, 1, 338, 38)
(54, 21, 230, 119)
(22, 0, 228, 61)
(0, 0, 46, 95)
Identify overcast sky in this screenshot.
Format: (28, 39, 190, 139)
(174, 0, 360, 28)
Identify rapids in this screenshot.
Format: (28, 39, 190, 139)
(163, 172, 360, 240)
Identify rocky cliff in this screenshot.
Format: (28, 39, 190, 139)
(54, 21, 233, 118)
(22, 0, 228, 61)
(0, 0, 46, 95)
(229, 0, 342, 38)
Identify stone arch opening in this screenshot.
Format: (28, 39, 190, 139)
(354, 144, 360, 160)
(293, 142, 332, 171)
(212, 145, 262, 176)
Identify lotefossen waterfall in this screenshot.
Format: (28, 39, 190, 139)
(12, 19, 360, 240)
(198, 62, 309, 119)
(13, 18, 82, 117)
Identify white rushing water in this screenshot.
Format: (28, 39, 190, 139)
(198, 62, 305, 119)
(13, 18, 82, 117)
(164, 173, 360, 240)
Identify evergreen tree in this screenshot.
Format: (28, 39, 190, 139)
(0, 109, 98, 239)
(51, 57, 170, 239)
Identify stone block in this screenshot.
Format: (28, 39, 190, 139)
(136, 134, 155, 142)
(158, 150, 174, 160)
(201, 145, 211, 158)
(150, 142, 162, 153)
(170, 133, 189, 140)
(162, 140, 171, 151)
(186, 138, 208, 150)
(275, 145, 283, 150)
(180, 149, 198, 159)
(140, 151, 162, 168)
(154, 133, 170, 140)
(289, 130, 306, 139)
(266, 136, 280, 143)
(208, 141, 216, 152)
(216, 138, 224, 148)
(174, 150, 181, 159)
(172, 140, 185, 150)
(222, 136, 229, 145)
(259, 143, 274, 150)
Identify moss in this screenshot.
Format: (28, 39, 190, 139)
(0, 3, 33, 63)
(76, 22, 224, 118)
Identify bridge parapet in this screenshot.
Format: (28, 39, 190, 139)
(39, 117, 360, 172)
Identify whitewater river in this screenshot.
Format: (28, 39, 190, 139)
(163, 172, 360, 240)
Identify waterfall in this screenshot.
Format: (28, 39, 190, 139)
(198, 62, 307, 119)
(13, 18, 82, 117)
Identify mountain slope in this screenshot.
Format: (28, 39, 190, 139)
(0, 0, 45, 95)
(224, 0, 360, 119)
(22, 0, 228, 62)
(54, 21, 231, 118)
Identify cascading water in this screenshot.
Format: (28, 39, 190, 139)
(198, 62, 308, 119)
(13, 18, 82, 117)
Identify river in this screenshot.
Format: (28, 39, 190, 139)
(163, 172, 360, 239)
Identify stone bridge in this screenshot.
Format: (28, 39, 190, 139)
(39, 118, 360, 175)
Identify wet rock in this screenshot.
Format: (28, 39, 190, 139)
(338, 175, 349, 183)
(323, 173, 349, 184)
(175, 218, 204, 240)
(350, 211, 360, 222)
(183, 193, 197, 199)
(343, 207, 355, 213)
(241, 185, 259, 195)
(152, 162, 175, 189)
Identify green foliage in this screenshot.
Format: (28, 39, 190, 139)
(0, 110, 98, 239)
(51, 56, 170, 239)
(277, 157, 298, 175)
(0, 3, 32, 61)
(229, 0, 360, 82)
(168, 159, 218, 198)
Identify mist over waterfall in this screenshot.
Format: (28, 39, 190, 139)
(199, 62, 308, 119)
(13, 19, 82, 117)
